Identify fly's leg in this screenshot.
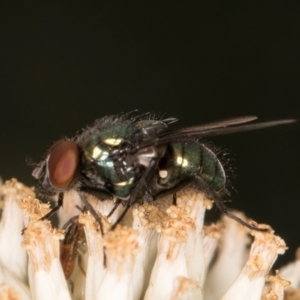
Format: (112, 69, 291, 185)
(62, 215, 80, 231)
(22, 192, 64, 235)
(194, 175, 270, 232)
(110, 158, 158, 230)
(110, 205, 131, 230)
(76, 186, 114, 233)
(40, 192, 64, 221)
(106, 199, 122, 218)
(77, 191, 107, 266)
(151, 177, 193, 200)
(172, 193, 177, 205)
(128, 159, 158, 206)
(77, 191, 105, 236)
(79, 186, 113, 200)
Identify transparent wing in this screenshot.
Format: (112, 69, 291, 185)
(161, 118, 295, 140)
(135, 117, 296, 150)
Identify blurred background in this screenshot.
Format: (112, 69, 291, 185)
(0, 2, 299, 268)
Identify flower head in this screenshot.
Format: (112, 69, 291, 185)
(0, 179, 292, 300)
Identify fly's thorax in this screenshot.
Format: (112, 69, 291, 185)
(80, 150, 139, 199)
(76, 119, 135, 148)
(79, 129, 145, 199)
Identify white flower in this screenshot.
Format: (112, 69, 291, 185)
(279, 248, 300, 299)
(0, 179, 292, 300)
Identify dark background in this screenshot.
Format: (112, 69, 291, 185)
(0, 2, 299, 268)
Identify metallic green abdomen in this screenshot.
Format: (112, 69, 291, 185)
(158, 142, 226, 192)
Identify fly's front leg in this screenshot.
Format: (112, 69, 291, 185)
(21, 192, 64, 235)
(106, 199, 122, 218)
(40, 192, 64, 221)
(111, 158, 159, 230)
(77, 190, 105, 236)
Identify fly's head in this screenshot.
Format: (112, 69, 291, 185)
(32, 139, 81, 197)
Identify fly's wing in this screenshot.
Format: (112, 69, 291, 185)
(176, 116, 258, 131)
(157, 116, 257, 139)
(135, 117, 296, 149)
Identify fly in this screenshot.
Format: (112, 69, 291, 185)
(32, 113, 296, 233)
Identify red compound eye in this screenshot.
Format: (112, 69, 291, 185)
(48, 140, 79, 189)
